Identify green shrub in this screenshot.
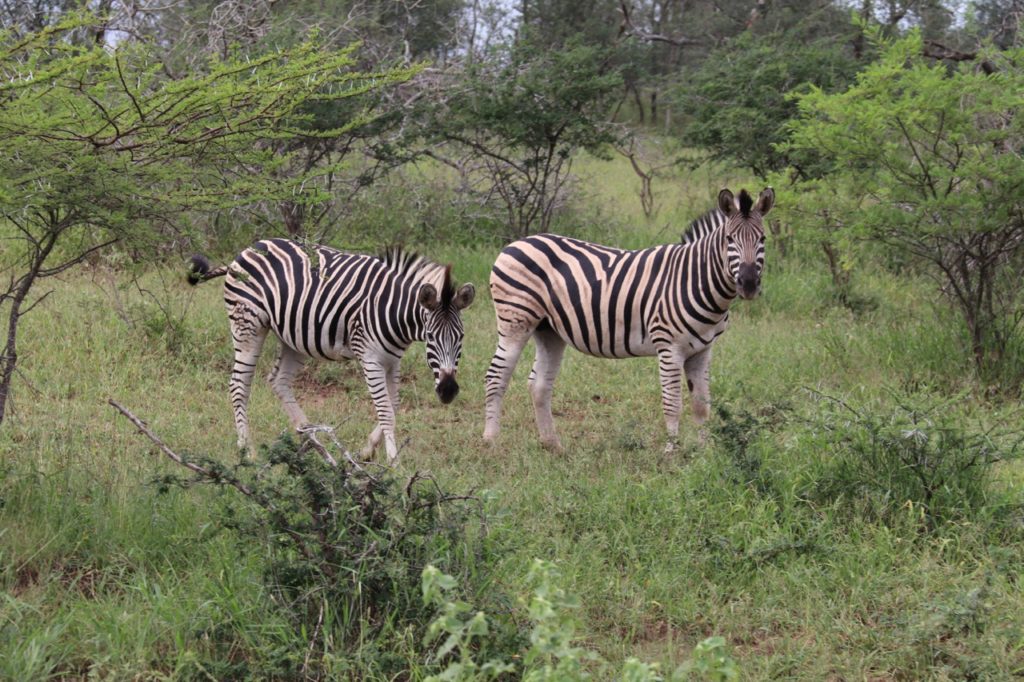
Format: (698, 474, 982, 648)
(148, 432, 495, 678)
(806, 393, 1023, 530)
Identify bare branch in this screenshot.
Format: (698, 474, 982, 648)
(618, 0, 699, 46)
(108, 398, 256, 497)
(923, 40, 997, 74)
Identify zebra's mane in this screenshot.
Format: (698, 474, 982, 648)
(379, 247, 455, 303)
(681, 208, 725, 245)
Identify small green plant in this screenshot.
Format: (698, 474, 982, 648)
(421, 562, 740, 681)
(675, 637, 740, 681)
(522, 559, 598, 681)
(709, 402, 789, 499)
(422, 565, 515, 681)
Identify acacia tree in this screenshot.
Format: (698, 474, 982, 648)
(0, 14, 418, 427)
(780, 31, 1024, 380)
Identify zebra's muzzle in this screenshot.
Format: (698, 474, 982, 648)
(436, 371, 459, 404)
(737, 263, 761, 300)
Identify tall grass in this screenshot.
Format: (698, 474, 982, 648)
(1, 154, 1022, 679)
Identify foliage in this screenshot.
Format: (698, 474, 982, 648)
(677, 30, 860, 179)
(426, 34, 623, 237)
(0, 13, 417, 427)
(422, 565, 516, 680)
(709, 402, 790, 499)
(151, 432, 490, 678)
(422, 561, 741, 681)
(807, 392, 1024, 530)
(779, 31, 1024, 381)
(674, 637, 740, 681)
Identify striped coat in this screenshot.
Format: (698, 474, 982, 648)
(189, 238, 475, 464)
(482, 188, 773, 451)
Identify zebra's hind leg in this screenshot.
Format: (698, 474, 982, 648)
(362, 359, 399, 461)
(267, 343, 310, 433)
(483, 330, 532, 446)
(683, 346, 713, 444)
(228, 303, 270, 453)
(656, 344, 686, 453)
(528, 327, 566, 452)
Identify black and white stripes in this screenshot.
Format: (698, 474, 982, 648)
(482, 188, 774, 451)
(190, 238, 474, 464)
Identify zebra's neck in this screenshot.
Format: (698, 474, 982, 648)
(668, 226, 738, 315)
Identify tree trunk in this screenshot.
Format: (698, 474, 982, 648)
(279, 200, 306, 237)
(0, 234, 57, 428)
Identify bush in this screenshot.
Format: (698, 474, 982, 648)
(133, 425, 497, 678)
(806, 393, 1023, 530)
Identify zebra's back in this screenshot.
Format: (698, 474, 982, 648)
(226, 239, 383, 360)
(490, 233, 676, 358)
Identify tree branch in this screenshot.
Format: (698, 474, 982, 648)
(108, 398, 256, 497)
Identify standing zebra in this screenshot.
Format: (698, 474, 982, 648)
(188, 239, 475, 465)
(483, 187, 773, 451)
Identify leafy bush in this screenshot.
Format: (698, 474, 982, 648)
(425, 34, 622, 238)
(780, 30, 1024, 382)
(143, 429, 495, 678)
(676, 30, 859, 179)
(806, 393, 1023, 530)
(709, 402, 790, 500)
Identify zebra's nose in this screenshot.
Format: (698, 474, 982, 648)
(737, 264, 761, 299)
(436, 370, 459, 404)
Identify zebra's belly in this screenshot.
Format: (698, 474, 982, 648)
(544, 318, 657, 359)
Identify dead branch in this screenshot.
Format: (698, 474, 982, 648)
(618, 0, 699, 46)
(108, 398, 256, 497)
(923, 40, 997, 74)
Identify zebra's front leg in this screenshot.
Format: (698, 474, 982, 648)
(363, 360, 400, 459)
(360, 358, 400, 465)
(483, 332, 531, 445)
(684, 346, 713, 444)
(529, 327, 566, 452)
(656, 344, 685, 453)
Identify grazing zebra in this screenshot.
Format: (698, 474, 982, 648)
(188, 239, 475, 465)
(482, 187, 773, 452)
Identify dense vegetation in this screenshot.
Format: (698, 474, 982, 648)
(1, 1, 1022, 679)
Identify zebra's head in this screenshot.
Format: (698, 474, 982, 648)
(719, 187, 774, 300)
(418, 268, 476, 404)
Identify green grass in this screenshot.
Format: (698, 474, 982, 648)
(1, 156, 1023, 679)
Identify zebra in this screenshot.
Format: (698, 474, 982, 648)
(482, 187, 774, 452)
(188, 238, 475, 465)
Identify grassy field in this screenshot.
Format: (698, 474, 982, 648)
(2, 156, 1023, 680)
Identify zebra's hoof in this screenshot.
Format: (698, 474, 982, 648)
(540, 438, 563, 453)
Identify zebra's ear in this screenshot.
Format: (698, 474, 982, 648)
(453, 283, 475, 310)
(418, 284, 440, 311)
(718, 189, 737, 216)
(756, 187, 775, 215)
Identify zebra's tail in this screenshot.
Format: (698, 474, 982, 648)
(187, 254, 228, 286)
